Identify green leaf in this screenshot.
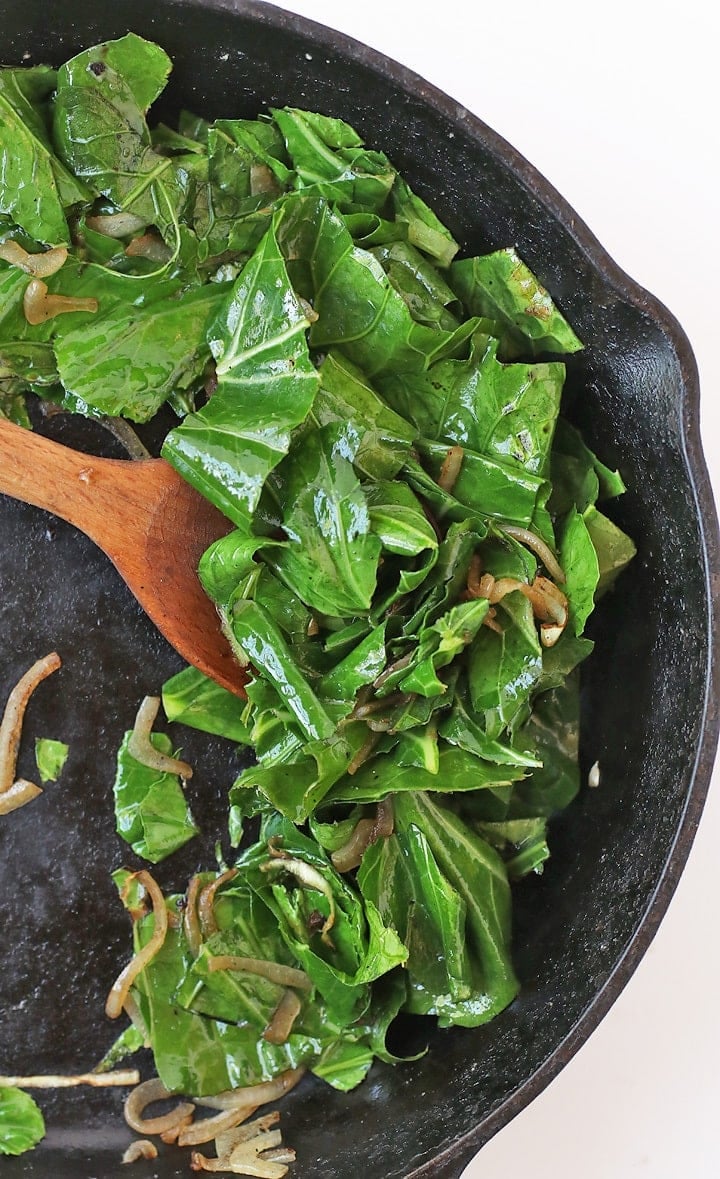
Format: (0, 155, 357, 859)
(53, 36, 191, 242)
(584, 505, 636, 595)
(313, 351, 416, 480)
(271, 107, 395, 210)
(509, 673, 581, 818)
(113, 731, 199, 863)
(467, 591, 542, 734)
(0, 66, 88, 245)
(416, 438, 546, 527)
(385, 334, 565, 477)
(325, 742, 524, 806)
(162, 220, 319, 527)
(162, 665, 253, 744)
(262, 423, 382, 617)
(34, 737, 69, 783)
(390, 175, 459, 268)
(365, 481, 437, 556)
(372, 240, 461, 327)
(559, 508, 599, 635)
(55, 282, 224, 422)
(0, 1088, 45, 1157)
(550, 417, 626, 514)
(451, 247, 583, 355)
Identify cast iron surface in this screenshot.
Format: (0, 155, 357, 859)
(0, 2, 717, 1176)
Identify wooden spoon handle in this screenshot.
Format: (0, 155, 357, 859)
(0, 416, 123, 538)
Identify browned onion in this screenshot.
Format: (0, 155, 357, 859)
(0, 779, 42, 816)
(250, 163, 278, 196)
(345, 730, 380, 776)
(331, 797, 395, 872)
(0, 1070, 139, 1088)
(106, 872, 169, 1019)
(260, 858, 335, 945)
(85, 211, 147, 238)
(125, 233, 172, 263)
(122, 1139, 158, 1163)
(127, 696, 193, 778)
(124, 1077, 195, 1135)
(178, 1103, 259, 1148)
(488, 577, 524, 604)
(520, 577, 568, 626)
(437, 445, 464, 493)
(207, 956, 311, 992)
(198, 868, 238, 938)
(540, 622, 564, 648)
(0, 652, 61, 802)
(0, 241, 68, 277)
(215, 1110, 280, 1154)
(372, 651, 414, 691)
(184, 874, 203, 957)
(23, 279, 98, 325)
(499, 525, 565, 583)
(263, 989, 303, 1045)
(197, 1068, 306, 1112)
(330, 819, 376, 872)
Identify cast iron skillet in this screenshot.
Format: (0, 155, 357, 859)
(0, 1, 717, 1176)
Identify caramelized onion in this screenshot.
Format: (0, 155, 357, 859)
(208, 956, 311, 992)
(437, 445, 464, 493)
(0, 1070, 139, 1088)
(0, 778, 42, 816)
(125, 233, 172, 263)
(0, 241, 68, 277)
(215, 1111, 280, 1157)
(122, 1140, 158, 1163)
(198, 869, 238, 938)
(184, 874, 203, 957)
(499, 525, 565, 584)
(85, 211, 147, 238)
(263, 989, 302, 1045)
(260, 857, 335, 945)
(488, 577, 524, 604)
(178, 1103, 259, 1148)
(345, 730, 381, 776)
(23, 278, 98, 325)
(106, 872, 169, 1019)
(0, 652, 61, 803)
(331, 797, 395, 872)
(197, 1068, 306, 1112)
(128, 696, 193, 778)
(124, 1077, 195, 1135)
(520, 577, 568, 626)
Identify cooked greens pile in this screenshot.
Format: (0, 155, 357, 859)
(1, 33, 636, 1119)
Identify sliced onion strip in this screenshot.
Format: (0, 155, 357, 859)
(122, 1140, 158, 1163)
(198, 869, 238, 938)
(23, 278, 98, 325)
(128, 696, 193, 778)
(184, 874, 203, 957)
(330, 819, 376, 872)
(0, 779, 42, 815)
(0, 1069, 139, 1088)
(437, 445, 464, 493)
(208, 956, 311, 992)
(216, 1111, 280, 1156)
(178, 1103, 259, 1147)
(0, 240, 68, 277)
(85, 212, 148, 238)
(106, 872, 169, 1019)
(124, 1077, 195, 1135)
(260, 857, 335, 945)
(0, 652, 61, 800)
(499, 525, 565, 583)
(197, 1068, 306, 1112)
(263, 990, 302, 1045)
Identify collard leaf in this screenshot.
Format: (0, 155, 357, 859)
(0, 66, 88, 245)
(390, 175, 459, 268)
(163, 220, 319, 527)
(584, 505, 636, 595)
(0, 1088, 45, 1157)
(416, 439, 546, 527)
(34, 738, 69, 783)
(559, 507, 599, 635)
(365, 481, 437, 556)
(271, 107, 395, 209)
(162, 665, 253, 744)
(113, 731, 198, 862)
(451, 247, 583, 355)
(262, 423, 382, 617)
(325, 742, 524, 806)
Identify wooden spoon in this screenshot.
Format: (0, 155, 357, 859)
(0, 417, 247, 696)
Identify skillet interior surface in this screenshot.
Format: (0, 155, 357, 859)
(0, 1, 717, 1176)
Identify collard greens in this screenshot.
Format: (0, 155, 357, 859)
(0, 32, 636, 1132)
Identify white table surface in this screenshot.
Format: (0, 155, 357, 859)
(264, 2, 720, 1175)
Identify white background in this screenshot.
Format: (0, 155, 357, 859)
(263, 2, 720, 1175)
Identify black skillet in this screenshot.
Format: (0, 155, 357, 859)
(0, 1, 718, 1176)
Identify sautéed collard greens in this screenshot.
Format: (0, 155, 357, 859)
(0, 33, 635, 1162)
